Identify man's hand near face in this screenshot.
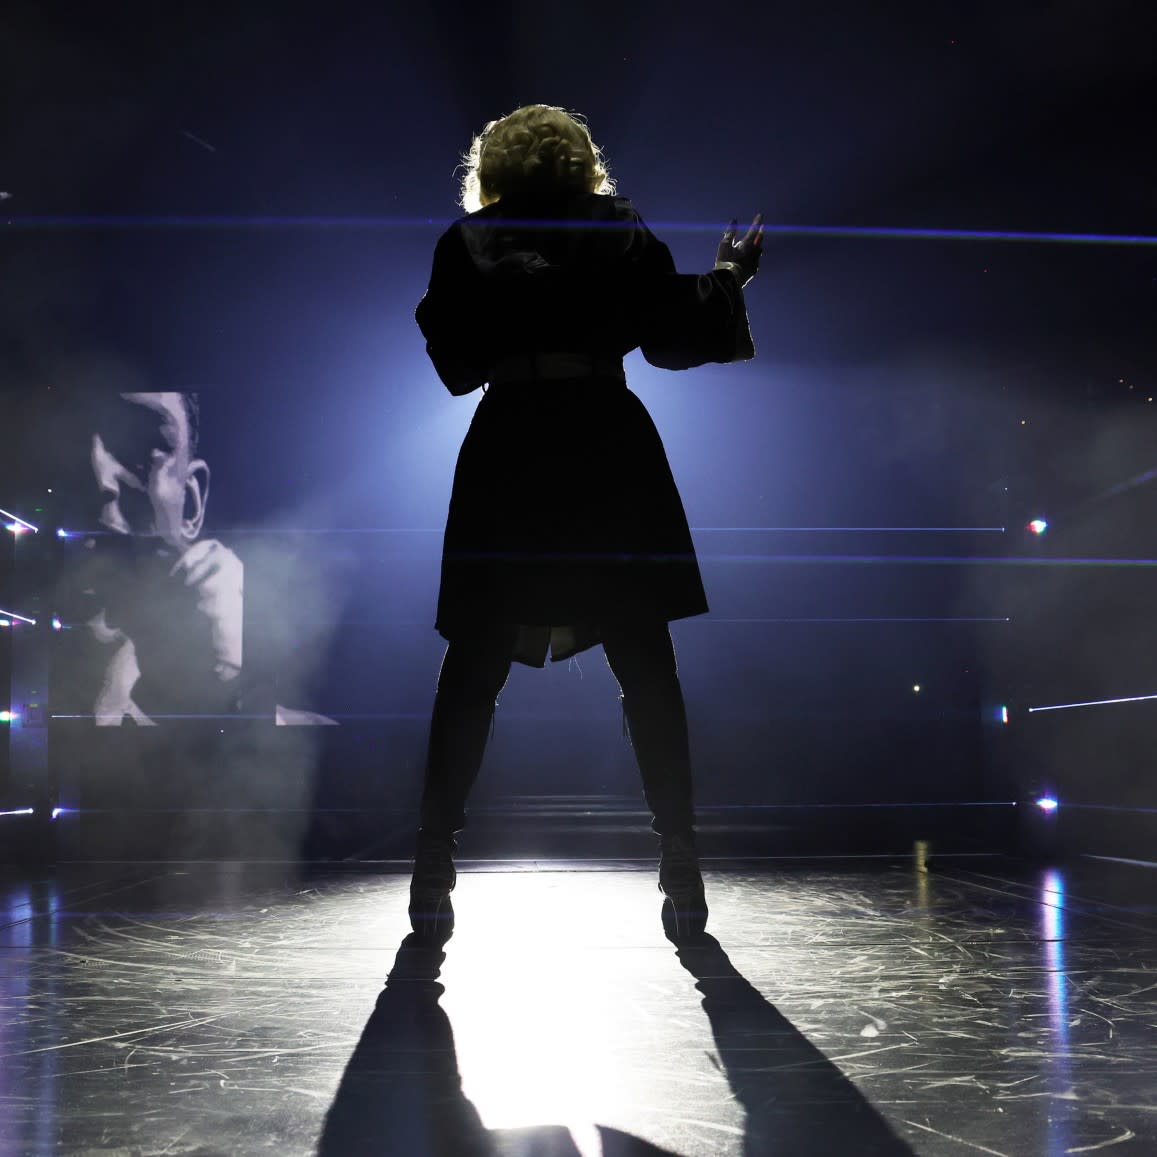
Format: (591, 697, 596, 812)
(170, 539, 244, 680)
(88, 537, 244, 721)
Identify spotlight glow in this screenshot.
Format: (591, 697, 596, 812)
(1000, 705, 1009, 724)
(0, 711, 17, 723)
(51, 617, 62, 631)
(1028, 519, 1049, 535)
(56, 528, 70, 538)
(1036, 797, 1059, 813)
(913, 684, 922, 693)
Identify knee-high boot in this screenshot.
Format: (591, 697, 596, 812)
(418, 686, 498, 838)
(410, 691, 496, 940)
(411, 636, 510, 939)
(618, 679, 696, 838)
(619, 679, 708, 942)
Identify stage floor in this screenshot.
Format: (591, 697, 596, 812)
(2, 854, 1155, 1156)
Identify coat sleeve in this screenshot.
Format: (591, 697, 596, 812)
(414, 225, 490, 396)
(630, 211, 756, 371)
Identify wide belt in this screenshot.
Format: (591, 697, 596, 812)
(488, 351, 626, 386)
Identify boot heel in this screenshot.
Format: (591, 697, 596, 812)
(661, 893, 708, 943)
(658, 832, 709, 943)
(410, 893, 455, 942)
(409, 831, 457, 941)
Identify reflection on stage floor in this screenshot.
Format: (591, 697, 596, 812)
(2, 854, 1155, 1155)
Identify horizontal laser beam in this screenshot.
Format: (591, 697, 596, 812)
(0, 508, 38, 532)
(1028, 692, 1157, 713)
(53, 525, 1009, 535)
(62, 543, 1138, 567)
(702, 616, 1010, 623)
(704, 554, 1157, 566)
(0, 609, 37, 624)
(699, 527, 1008, 532)
(6, 215, 1157, 247)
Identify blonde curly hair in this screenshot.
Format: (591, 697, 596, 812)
(457, 104, 615, 213)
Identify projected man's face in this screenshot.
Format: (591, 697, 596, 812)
(90, 393, 209, 551)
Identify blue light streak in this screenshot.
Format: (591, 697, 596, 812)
(682, 800, 1017, 809)
(63, 535, 1148, 569)
(1028, 692, 1157, 714)
(445, 550, 1157, 566)
(0, 508, 37, 532)
(60, 525, 1010, 535)
(1086, 854, 1157, 868)
(705, 616, 1010, 623)
(693, 527, 1009, 533)
(1052, 465, 1157, 534)
(1088, 464, 1157, 504)
(0, 609, 36, 625)
(705, 554, 1157, 567)
(754, 224, 1157, 247)
(7, 215, 1157, 249)
(1041, 868, 1072, 1154)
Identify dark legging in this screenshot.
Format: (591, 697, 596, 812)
(418, 621, 695, 837)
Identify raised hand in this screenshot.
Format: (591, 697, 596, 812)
(714, 211, 764, 287)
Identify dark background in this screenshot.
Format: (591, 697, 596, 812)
(1, 0, 1155, 859)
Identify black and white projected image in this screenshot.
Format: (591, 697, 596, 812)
(59, 391, 335, 726)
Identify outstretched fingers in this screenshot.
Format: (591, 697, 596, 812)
(744, 211, 764, 250)
(724, 212, 764, 251)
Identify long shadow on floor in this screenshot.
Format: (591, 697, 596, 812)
(316, 933, 915, 1156)
(675, 934, 915, 1155)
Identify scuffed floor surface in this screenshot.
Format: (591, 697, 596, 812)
(1, 856, 1155, 1156)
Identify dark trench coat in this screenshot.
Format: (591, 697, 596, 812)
(415, 190, 755, 666)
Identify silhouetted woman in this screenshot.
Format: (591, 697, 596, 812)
(411, 104, 762, 942)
